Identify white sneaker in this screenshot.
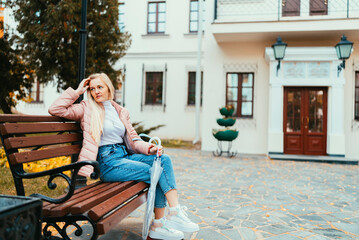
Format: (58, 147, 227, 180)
(166, 205, 200, 233)
(149, 217, 184, 240)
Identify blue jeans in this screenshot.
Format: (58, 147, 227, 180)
(96, 143, 177, 208)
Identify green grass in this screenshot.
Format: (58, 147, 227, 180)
(161, 139, 200, 150)
(0, 167, 70, 198)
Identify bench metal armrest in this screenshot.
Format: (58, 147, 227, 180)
(17, 160, 100, 204)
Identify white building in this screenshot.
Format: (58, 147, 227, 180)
(11, 0, 359, 159)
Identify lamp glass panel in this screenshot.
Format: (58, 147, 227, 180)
(339, 44, 353, 59)
(273, 45, 286, 60)
(335, 45, 341, 59)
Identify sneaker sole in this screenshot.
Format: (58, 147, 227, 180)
(165, 220, 200, 233)
(149, 231, 184, 240)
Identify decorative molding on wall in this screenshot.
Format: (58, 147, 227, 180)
(185, 65, 203, 72)
(125, 52, 198, 59)
(143, 64, 167, 72)
(236, 118, 256, 129)
(283, 61, 331, 79)
(223, 62, 258, 72)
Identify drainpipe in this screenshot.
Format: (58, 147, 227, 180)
(193, 0, 203, 144)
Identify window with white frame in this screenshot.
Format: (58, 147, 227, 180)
(119, 3, 125, 32)
(147, 2, 166, 34)
(145, 72, 163, 105)
(189, 0, 205, 33)
(226, 73, 254, 118)
(187, 71, 203, 105)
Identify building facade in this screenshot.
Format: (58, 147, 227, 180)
(11, 0, 359, 159)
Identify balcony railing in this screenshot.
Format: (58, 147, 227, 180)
(214, 0, 359, 22)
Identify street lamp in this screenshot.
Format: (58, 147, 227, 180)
(272, 36, 287, 76)
(78, 0, 88, 101)
(335, 34, 353, 77)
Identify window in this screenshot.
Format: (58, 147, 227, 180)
(189, 0, 205, 32)
(29, 80, 44, 103)
(145, 72, 163, 105)
(147, 2, 166, 34)
(226, 73, 254, 118)
(355, 72, 359, 120)
(119, 3, 125, 32)
(187, 72, 203, 105)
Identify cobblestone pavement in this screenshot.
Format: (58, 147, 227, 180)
(75, 148, 359, 240)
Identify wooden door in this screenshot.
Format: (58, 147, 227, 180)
(284, 87, 327, 155)
(282, 0, 300, 16)
(310, 0, 328, 15)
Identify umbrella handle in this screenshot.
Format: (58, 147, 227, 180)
(149, 137, 162, 157)
(149, 136, 161, 147)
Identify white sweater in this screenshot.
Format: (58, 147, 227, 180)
(99, 101, 126, 146)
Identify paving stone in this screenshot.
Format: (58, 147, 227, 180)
(69, 149, 359, 240)
(311, 228, 348, 239)
(298, 214, 327, 222)
(265, 233, 302, 240)
(258, 224, 296, 235)
(332, 222, 359, 236)
(195, 228, 229, 240)
(290, 230, 315, 238)
(306, 235, 332, 240)
(238, 227, 256, 239)
(221, 229, 242, 240)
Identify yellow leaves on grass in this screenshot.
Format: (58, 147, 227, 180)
(0, 147, 71, 175)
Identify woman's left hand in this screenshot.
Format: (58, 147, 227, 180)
(148, 144, 164, 156)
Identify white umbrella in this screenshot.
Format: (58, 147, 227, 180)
(141, 135, 163, 240)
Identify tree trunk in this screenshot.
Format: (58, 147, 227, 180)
(0, 99, 12, 114)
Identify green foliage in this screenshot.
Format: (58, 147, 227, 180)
(10, 0, 131, 90)
(0, 21, 34, 113)
(133, 122, 165, 139)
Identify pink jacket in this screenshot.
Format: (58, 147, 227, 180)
(48, 87, 151, 177)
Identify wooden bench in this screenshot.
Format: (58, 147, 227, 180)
(0, 114, 149, 240)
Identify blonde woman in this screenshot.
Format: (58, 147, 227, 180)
(48, 73, 199, 240)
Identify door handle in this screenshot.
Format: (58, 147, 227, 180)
(305, 116, 309, 129)
(324, 0, 327, 5)
(282, 0, 286, 7)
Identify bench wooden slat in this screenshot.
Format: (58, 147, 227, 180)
(42, 181, 104, 216)
(0, 114, 67, 123)
(0, 122, 80, 135)
(70, 181, 136, 215)
(8, 145, 82, 165)
(88, 181, 148, 221)
(4, 133, 83, 149)
(45, 183, 123, 217)
(96, 191, 148, 235)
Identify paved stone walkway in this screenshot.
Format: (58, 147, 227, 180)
(71, 148, 359, 240)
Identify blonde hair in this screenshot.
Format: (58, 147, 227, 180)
(87, 73, 115, 144)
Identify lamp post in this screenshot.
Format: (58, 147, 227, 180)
(335, 34, 353, 77)
(272, 36, 287, 76)
(78, 0, 88, 101)
(74, 0, 88, 188)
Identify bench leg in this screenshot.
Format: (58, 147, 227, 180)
(42, 216, 98, 240)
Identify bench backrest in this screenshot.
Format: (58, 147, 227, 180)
(0, 114, 83, 196)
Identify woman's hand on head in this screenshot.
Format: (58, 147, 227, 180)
(148, 144, 164, 156)
(76, 78, 90, 95)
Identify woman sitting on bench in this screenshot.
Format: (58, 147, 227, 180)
(48, 73, 199, 240)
